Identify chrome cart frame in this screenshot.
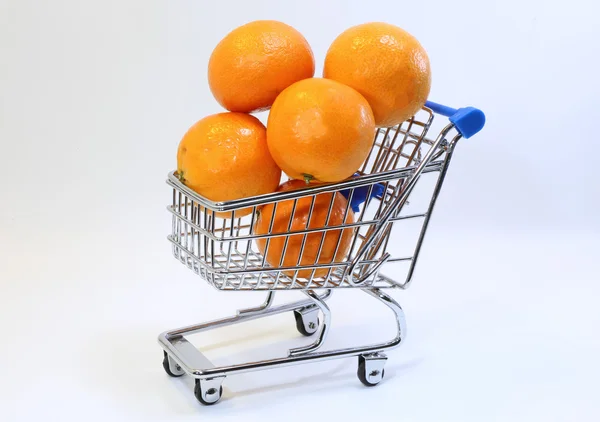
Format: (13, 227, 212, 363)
(158, 101, 485, 405)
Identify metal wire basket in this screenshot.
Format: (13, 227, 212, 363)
(167, 103, 482, 291)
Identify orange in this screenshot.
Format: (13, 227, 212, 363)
(324, 22, 431, 127)
(255, 180, 354, 278)
(266, 78, 375, 183)
(208, 20, 315, 113)
(177, 112, 281, 218)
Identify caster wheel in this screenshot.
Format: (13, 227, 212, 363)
(194, 379, 223, 405)
(162, 351, 184, 377)
(294, 309, 319, 336)
(357, 354, 386, 387)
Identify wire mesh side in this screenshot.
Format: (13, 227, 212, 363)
(360, 108, 434, 176)
(168, 170, 449, 290)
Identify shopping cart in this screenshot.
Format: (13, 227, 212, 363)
(158, 100, 485, 405)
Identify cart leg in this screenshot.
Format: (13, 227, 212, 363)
(237, 291, 275, 316)
(353, 288, 406, 386)
(363, 287, 406, 340)
(236, 289, 332, 321)
(194, 376, 225, 405)
(288, 290, 332, 356)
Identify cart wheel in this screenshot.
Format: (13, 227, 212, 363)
(162, 351, 184, 377)
(357, 354, 386, 387)
(294, 308, 319, 336)
(194, 379, 223, 405)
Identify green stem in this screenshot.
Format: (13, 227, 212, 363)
(302, 173, 315, 185)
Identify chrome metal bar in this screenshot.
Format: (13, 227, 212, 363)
(295, 195, 316, 267)
(183, 196, 189, 253)
(166, 170, 441, 244)
(354, 253, 390, 284)
(371, 127, 392, 173)
(277, 198, 298, 267)
(323, 187, 356, 287)
(404, 135, 459, 288)
(167, 235, 402, 277)
(270, 198, 299, 290)
(202, 206, 208, 265)
(377, 123, 405, 173)
(170, 213, 386, 243)
(237, 291, 276, 316)
(210, 210, 215, 273)
(161, 335, 215, 374)
(290, 195, 317, 288)
(373, 271, 404, 288)
(308, 192, 337, 281)
(225, 218, 234, 270)
(176, 191, 182, 251)
(257, 202, 278, 288)
(166, 160, 444, 213)
(219, 218, 227, 256)
(386, 123, 411, 172)
(346, 183, 375, 261)
(171, 189, 177, 258)
(240, 207, 257, 272)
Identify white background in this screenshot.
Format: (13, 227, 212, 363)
(1, 0, 599, 420)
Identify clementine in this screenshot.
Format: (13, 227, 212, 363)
(208, 20, 315, 113)
(255, 180, 354, 278)
(324, 22, 431, 127)
(266, 78, 375, 183)
(177, 112, 281, 218)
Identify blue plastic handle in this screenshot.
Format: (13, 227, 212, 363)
(339, 100, 485, 212)
(340, 174, 386, 213)
(425, 100, 485, 139)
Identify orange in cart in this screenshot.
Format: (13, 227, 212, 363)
(255, 180, 354, 278)
(267, 78, 375, 183)
(176, 112, 281, 218)
(324, 22, 431, 127)
(208, 20, 315, 113)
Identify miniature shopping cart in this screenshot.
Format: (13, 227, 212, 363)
(158, 101, 485, 405)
